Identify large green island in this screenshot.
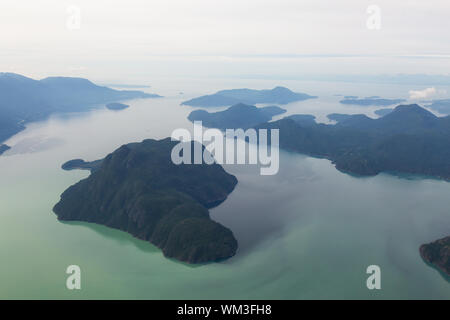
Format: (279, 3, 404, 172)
(53, 138, 238, 264)
(420, 236, 450, 277)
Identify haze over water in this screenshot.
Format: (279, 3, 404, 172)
(0, 78, 449, 299)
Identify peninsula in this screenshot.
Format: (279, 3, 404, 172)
(61, 159, 102, 171)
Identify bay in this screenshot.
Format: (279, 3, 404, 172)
(0, 78, 448, 299)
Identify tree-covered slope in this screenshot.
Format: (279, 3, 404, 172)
(0, 73, 160, 143)
(256, 104, 450, 179)
(53, 138, 238, 264)
(188, 103, 286, 129)
(420, 236, 450, 276)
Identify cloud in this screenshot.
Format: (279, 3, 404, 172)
(409, 87, 437, 100)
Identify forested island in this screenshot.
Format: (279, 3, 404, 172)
(188, 103, 285, 129)
(256, 104, 450, 180)
(54, 138, 238, 264)
(420, 236, 450, 277)
(185, 103, 450, 181)
(181, 86, 317, 107)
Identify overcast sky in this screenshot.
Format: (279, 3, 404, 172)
(1, 0, 450, 82)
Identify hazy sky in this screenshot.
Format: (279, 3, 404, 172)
(1, 0, 450, 82)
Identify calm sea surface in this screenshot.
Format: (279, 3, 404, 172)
(0, 78, 449, 299)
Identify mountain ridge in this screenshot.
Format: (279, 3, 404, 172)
(256, 104, 450, 180)
(0, 73, 161, 143)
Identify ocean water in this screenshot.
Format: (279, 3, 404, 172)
(0, 78, 449, 299)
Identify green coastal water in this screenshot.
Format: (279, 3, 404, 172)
(0, 79, 449, 299)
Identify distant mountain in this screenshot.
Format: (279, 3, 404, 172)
(420, 236, 450, 277)
(332, 114, 376, 130)
(340, 97, 406, 106)
(328, 112, 391, 129)
(53, 138, 238, 264)
(0, 73, 161, 143)
(256, 104, 450, 180)
(181, 86, 317, 107)
(39, 76, 160, 107)
(329, 105, 442, 134)
(187, 103, 286, 129)
(374, 108, 394, 117)
(427, 99, 450, 115)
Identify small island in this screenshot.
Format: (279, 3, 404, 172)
(181, 86, 317, 107)
(106, 102, 129, 111)
(420, 236, 450, 277)
(187, 103, 286, 129)
(54, 138, 238, 264)
(0, 144, 10, 155)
